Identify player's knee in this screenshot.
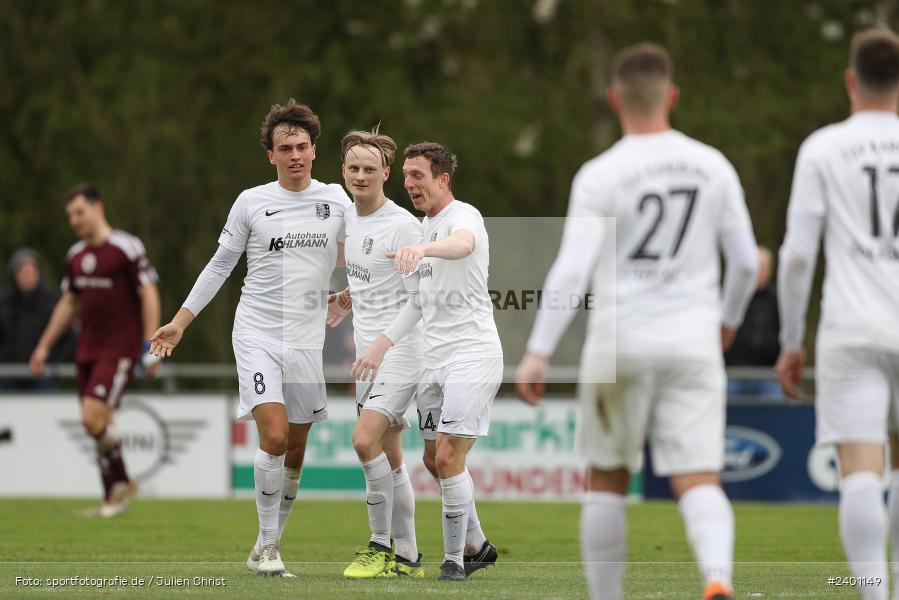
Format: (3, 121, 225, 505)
(434, 448, 461, 478)
(352, 429, 380, 461)
(261, 432, 288, 456)
(422, 450, 438, 479)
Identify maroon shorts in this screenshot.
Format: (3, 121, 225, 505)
(77, 357, 135, 409)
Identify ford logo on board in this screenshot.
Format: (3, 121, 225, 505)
(722, 426, 782, 482)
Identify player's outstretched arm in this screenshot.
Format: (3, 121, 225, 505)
(150, 307, 194, 358)
(29, 291, 78, 375)
(387, 229, 476, 274)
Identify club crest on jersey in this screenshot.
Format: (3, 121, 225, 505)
(430, 232, 438, 242)
(362, 235, 374, 255)
(315, 203, 331, 220)
(81, 253, 97, 274)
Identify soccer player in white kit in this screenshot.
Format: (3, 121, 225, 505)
(149, 100, 351, 576)
(384, 142, 502, 581)
(775, 29, 899, 600)
(515, 44, 758, 600)
(325, 127, 424, 578)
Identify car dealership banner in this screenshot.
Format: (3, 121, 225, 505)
(0, 394, 230, 498)
(233, 396, 590, 500)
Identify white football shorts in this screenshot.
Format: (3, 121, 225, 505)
(415, 357, 503, 441)
(355, 348, 420, 429)
(577, 356, 726, 476)
(816, 347, 899, 446)
(233, 336, 327, 424)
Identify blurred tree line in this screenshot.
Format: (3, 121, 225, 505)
(1, 0, 896, 362)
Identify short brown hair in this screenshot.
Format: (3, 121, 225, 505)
(260, 99, 321, 150)
(341, 124, 398, 167)
(63, 183, 102, 205)
(610, 43, 673, 113)
(404, 142, 458, 180)
(851, 28, 899, 93)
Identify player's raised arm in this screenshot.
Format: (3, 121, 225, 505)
(388, 228, 475, 274)
(29, 291, 78, 375)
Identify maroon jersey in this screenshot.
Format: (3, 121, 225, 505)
(62, 230, 158, 362)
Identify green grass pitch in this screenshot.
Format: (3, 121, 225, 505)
(0, 498, 864, 598)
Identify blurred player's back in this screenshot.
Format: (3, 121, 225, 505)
(577, 129, 752, 360)
(788, 113, 899, 353)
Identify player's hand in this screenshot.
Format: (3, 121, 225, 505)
(720, 324, 736, 351)
(28, 345, 49, 376)
(351, 335, 392, 382)
(387, 245, 426, 275)
(774, 348, 806, 401)
(515, 352, 549, 406)
(150, 322, 184, 358)
(327, 290, 352, 327)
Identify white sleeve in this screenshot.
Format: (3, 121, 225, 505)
(182, 245, 242, 317)
(719, 228, 759, 328)
(777, 212, 824, 351)
(383, 272, 422, 344)
(218, 194, 251, 252)
(526, 169, 606, 358)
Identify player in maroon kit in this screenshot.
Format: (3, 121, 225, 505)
(30, 183, 161, 517)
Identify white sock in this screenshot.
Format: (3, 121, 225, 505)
(840, 471, 888, 600)
(464, 469, 487, 554)
(580, 491, 627, 600)
(391, 464, 418, 561)
(254, 448, 285, 548)
(887, 469, 899, 599)
(254, 465, 302, 553)
(362, 453, 393, 548)
(440, 472, 472, 566)
(678, 484, 734, 588)
(278, 466, 302, 539)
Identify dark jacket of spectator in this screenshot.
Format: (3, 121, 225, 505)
(0, 248, 76, 363)
(724, 283, 780, 367)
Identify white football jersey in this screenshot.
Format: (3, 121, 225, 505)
(788, 111, 899, 352)
(417, 200, 503, 369)
(344, 199, 423, 359)
(572, 130, 753, 360)
(218, 180, 351, 348)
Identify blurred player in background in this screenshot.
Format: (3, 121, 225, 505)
(381, 142, 502, 581)
(516, 43, 758, 600)
(30, 183, 161, 517)
(776, 28, 899, 600)
(150, 100, 351, 576)
(326, 126, 424, 578)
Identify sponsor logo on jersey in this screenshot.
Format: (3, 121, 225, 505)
(362, 235, 374, 255)
(315, 203, 331, 220)
(418, 262, 433, 278)
(346, 260, 371, 283)
(81, 253, 97, 274)
(721, 426, 782, 482)
(268, 232, 329, 251)
(73, 276, 115, 289)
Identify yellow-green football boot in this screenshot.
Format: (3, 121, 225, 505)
(378, 553, 424, 578)
(343, 542, 392, 578)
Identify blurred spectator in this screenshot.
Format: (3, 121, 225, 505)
(0, 248, 76, 389)
(724, 245, 782, 399)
